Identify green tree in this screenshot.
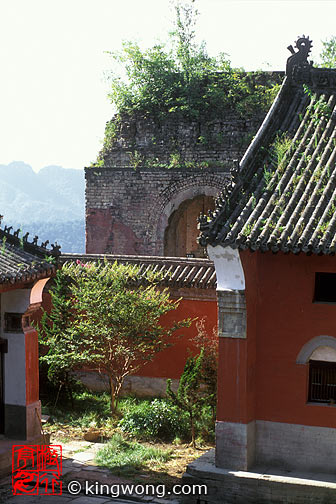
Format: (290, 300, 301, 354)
(319, 36, 336, 68)
(38, 269, 78, 408)
(38, 260, 191, 413)
(101, 0, 279, 156)
(167, 349, 214, 447)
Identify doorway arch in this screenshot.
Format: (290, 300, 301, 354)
(164, 194, 215, 257)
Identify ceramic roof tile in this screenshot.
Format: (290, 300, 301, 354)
(61, 253, 216, 289)
(199, 37, 336, 255)
(0, 226, 59, 285)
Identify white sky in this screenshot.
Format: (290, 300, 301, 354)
(0, 0, 335, 172)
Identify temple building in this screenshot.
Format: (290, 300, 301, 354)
(183, 36, 336, 503)
(0, 224, 59, 474)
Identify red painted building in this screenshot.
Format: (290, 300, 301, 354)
(196, 36, 336, 479)
(0, 224, 59, 475)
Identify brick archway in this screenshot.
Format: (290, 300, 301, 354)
(164, 194, 215, 257)
(149, 176, 224, 255)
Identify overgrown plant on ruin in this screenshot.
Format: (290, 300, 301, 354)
(98, 0, 280, 161)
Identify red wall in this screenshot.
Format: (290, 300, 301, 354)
(136, 297, 217, 379)
(37, 292, 217, 381)
(217, 250, 336, 428)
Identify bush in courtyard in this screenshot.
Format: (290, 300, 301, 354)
(118, 398, 189, 441)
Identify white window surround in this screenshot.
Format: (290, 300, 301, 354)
(296, 335, 336, 364)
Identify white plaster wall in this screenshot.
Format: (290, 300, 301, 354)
(4, 333, 26, 405)
(2, 289, 30, 313)
(1, 289, 30, 406)
(207, 245, 245, 291)
(310, 346, 336, 362)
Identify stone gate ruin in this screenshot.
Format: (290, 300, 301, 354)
(85, 72, 284, 257)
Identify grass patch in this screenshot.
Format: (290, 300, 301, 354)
(95, 433, 172, 475)
(43, 391, 214, 487)
(42, 391, 215, 444)
(42, 391, 118, 439)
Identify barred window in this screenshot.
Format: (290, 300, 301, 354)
(308, 360, 336, 403)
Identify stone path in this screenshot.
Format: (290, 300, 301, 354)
(0, 440, 180, 504)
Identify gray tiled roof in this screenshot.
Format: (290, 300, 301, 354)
(61, 253, 216, 289)
(199, 42, 336, 255)
(0, 227, 59, 285)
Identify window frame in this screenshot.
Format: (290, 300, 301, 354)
(308, 359, 336, 404)
(313, 272, 336, 304)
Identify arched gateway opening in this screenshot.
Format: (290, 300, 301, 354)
(164, 195, 215, 258)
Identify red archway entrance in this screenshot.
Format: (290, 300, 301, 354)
(164, 195, 215, 257)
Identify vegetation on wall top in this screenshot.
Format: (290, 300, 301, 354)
(319, 35, 336, 69)
(97, 1, 281, 161)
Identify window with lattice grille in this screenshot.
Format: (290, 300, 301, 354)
(308, 360, 336, 403)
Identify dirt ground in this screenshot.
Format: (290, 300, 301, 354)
(46, 423, 214, 488)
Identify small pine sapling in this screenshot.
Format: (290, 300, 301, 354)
(167, 349, 211, 447)
(192, 317, 218, 421)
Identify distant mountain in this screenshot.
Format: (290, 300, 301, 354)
(0, 161, 85, 253)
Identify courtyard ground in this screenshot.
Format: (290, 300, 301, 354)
(1, 428, 210, 504)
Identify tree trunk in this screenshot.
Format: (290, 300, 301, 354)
(109, 375, 116, 414)
(53, 383, 63, 410)
(190, 411, 196, 448)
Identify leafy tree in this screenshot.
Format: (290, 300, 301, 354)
(38, 270, 78, 408)
(319, 36, 336, 68)
(101, 0, 280, 157)
(167, 349, 214, 447)
(38, 260, 191, 413)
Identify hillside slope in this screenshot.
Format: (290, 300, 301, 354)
(0, 162, 85, 252)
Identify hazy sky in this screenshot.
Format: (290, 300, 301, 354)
(0, 0, 335, 172)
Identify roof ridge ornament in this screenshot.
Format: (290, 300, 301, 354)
(286, 35, 313, 83)
(0, 219, 61, 257)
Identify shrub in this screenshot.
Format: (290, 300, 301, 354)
(99, 1, 280, 159)
(118, 398, 189, 441)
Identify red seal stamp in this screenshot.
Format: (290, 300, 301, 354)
(12, 445, 62, 495)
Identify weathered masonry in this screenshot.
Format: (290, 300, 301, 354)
(85, 73, 284, 257)
(86, 166, 227, 257)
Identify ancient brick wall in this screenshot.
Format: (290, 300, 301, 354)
(86, 113, 266, 256)
(85, 166, 229, 255)
(102, 113, 259, 168)
(86, 72, 284, 256)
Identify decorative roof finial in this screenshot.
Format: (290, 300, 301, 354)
(286, 35, 313, 78)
